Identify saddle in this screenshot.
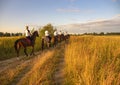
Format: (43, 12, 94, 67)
(45, 36, 51, 43)
(25, 38, 31, 45)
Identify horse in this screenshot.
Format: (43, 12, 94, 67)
(64, 34, 70, 40)
(51, 36, 58, 47)
(41, 36, 51, 50)
(58, 34, 65, 42)
(14, 31, 39, 57)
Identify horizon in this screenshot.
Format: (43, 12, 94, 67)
(0, 0, 120, 33)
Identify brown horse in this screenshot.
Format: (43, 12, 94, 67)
(58, 34, 65, 42)
(14, 31, 39, 57)
(64, 34, 70, 40)
(41, 36, 51, 50)
(51, 36, 58, 47)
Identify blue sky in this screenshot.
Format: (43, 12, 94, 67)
(0, 0, 120, 33)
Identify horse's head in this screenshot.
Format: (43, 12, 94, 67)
(33, 31, 39, 37)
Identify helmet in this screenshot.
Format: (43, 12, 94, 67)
(45, 30, 48, 34)
(26, 26, 29, 29)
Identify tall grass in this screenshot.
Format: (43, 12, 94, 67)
(17, 50, 55, 85)
(64, 36, 120, 85)
(0, 36, 42, 60)
(0, 41, 65, 85)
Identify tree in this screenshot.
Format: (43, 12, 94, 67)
(39, 24, 55, 37)
(99, 32, 104, 35)
(4, 32, 10, 37)
(0, 32, 4, 37)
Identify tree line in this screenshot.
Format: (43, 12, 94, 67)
(0, 23, 55, 37)
(82, 32, 120, 35)
(0, 32, 23, 37)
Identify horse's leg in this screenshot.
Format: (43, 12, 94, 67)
(41, 38, 44, 51)
(16, 49, 19, 57)
(48, 43, 50, 48)
(17, 46, 21, 57)
(49, 42, 51, 47)
(14, 43, 20, 57)
(47, 42, 50, 48)
(30, 46, 35, 56)
(24, 47, 28, 56)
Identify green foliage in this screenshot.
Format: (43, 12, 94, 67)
(39, 24, 55, 38)
(0, 24, 55, 60)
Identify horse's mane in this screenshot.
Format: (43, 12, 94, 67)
(32, 31, 38, 35)
(31, 31, 38, 40)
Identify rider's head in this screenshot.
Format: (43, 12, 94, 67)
(45, 30, 48, 33)
(26, 26, 29, 30)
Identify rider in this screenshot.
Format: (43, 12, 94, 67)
(45, 30, 51, 41)
(25, 26, 32, 41)
(54, 30, 58, 41)
(58, 30, 62, 36)
(54, 30, 58, 37)
(64, 31, 68, 36)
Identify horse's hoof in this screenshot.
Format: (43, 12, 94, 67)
(17, 57, 19, 60)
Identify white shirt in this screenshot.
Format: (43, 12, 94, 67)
(54, 31, 58, 36)
(45, 30, 49, 36)
(25, 30, 31, 37)
(58, 31, 62, 35)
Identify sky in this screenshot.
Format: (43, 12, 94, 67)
(0, 0, 120, 33)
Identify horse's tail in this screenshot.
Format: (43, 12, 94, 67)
(14, 40, 18, 50)
(41, 37, 44, 51)
(14, 39, 20, 57)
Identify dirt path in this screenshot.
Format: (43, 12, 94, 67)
(0, 42, 66, 85)
(53, 43, 65, 85)
(54, 57, 65, 85)
(0, 51, 42, 73)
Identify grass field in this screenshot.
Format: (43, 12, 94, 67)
(0, 35, 120, 85)
(0, 36, 41, 60)
(64, 35, 120, 85)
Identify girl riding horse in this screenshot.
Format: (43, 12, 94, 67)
(14, 31, 39, 57)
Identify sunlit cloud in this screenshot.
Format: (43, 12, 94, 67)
(57, 14, 120, 33)
(56, 8, 94, 13)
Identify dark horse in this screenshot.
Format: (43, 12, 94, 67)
(14, 31, 39, 57)
(51, 36, 58, 47)
(41, 36, 51, 50)
(58, 34, 65, 42)
(64, 34, 70, 41)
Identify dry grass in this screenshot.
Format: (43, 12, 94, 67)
(0, 39, 66, 85)
(1, 35, 120, 85)
(0, 49, 56, 85)
(0, 36, 41, 60)
(16, 50, 54, 85)
(0, 59, 30, 85)
(64, 36, 120, 85)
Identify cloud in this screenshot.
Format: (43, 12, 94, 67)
(56, 8, 80, 13)
(57, 14, 120, 34)
(56, 8, 94, 13)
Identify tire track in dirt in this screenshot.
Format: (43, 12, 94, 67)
(0, 51, 42, 73)
(53, 43, 65, 85)
(0, 51, 46, 85)
(7, 59, 33, 85)
(0, 42, 66, 85)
